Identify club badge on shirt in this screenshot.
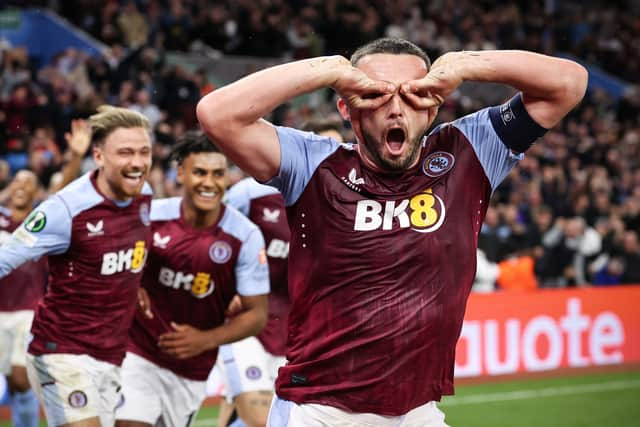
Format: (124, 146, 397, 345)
(139, 203, 150, 226)
(209, 241, 232, 264)
(422, 151, 455, 178)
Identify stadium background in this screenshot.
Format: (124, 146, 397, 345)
(0, 0, 639, 425)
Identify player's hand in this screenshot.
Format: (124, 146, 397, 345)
(158, 322, 212, 359)
(400, 52, 464, 109)
(64, 119, 92, 157)
(137, 288, 153, 319)
(332, 63, 396, 110)
(225, 295, 243, 317)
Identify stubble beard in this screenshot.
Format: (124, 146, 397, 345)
(361, 129, 424, 173)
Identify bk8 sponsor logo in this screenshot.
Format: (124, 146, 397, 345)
(266, 238, 289, 259)
(353, 188, 445, 233)
(100, 241, 147, 275)
(158, 267, 214, 298)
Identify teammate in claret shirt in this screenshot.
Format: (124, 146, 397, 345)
(0, 106, 153, 427)
(197, 37, 588, 426)
(115, 132, 269, 427)
(0, 171, 47, 427)
(216, 177, 290, 427)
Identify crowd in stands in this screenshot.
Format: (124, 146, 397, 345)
(1, 0, 639, 290)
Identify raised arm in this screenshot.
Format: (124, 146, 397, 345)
(402, 50, 589, 129)
(51, 119, 92, 193)
(196, 56, 395, 181)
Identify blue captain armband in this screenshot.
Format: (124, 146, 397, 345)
(488, 93, 548, 153)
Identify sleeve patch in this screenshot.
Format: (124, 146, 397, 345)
(12, 228, 38, 248)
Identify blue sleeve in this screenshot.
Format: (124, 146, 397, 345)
(0, 196, 71, 278)
(265, 126, 341, 206)
(235, 228, 270, 296)
(452, 108, 524, 191)
(224, 181, 251, 216)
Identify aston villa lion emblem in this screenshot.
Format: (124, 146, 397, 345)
(422, 152, 455, 177)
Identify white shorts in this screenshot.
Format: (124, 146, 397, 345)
(26, 353, 121, 426)
(116, 352, 205, 426)
(216, 336, 286, 401)
(0, 310, 34, 374)
(268, 397, 450, 427)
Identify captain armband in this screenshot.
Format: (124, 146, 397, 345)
(488, 93, 548, 153)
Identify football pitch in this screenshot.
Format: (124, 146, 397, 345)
(2, 369, 638, 426)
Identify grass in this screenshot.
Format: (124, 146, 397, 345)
(440, 370, 640, 427)
(2, 370, 639, 426)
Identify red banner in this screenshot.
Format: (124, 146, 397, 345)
(454, 286, 640, 377)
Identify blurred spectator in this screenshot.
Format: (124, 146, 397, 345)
(129, 89, 163, 129)
(301, 114, 346, 142)
(1, 0, 639, 288)
(592, 256, 624, 286)
(619, 231, 640, 284)
(473, 249, 499, 293)
(194, 68, 216, 97)
(160, 65, 199, 128)
(3, 136, 29, 176)
(479, 205, 502, 263)
(497, 253, 538, 292)
(161, 0, 193, 51)
(0, 160, 10, 190)
(117, 1, 149, 48)
(193, 2, 237, 54)
(538, 217, 602, 287)
(1, 47, 31, 99)
(287, 14, 324, 59)
(3, 84, 36, 135)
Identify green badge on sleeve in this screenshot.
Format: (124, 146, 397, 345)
(24, 210, 47, 233)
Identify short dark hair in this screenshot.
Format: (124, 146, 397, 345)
(170, 131, 222, 165)
(350, 38, 431, 69)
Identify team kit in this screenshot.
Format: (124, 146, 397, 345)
(0, 36, 588, 427)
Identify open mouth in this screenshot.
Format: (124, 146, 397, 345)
(385, 127, 407, 155)
(123, 171, 144, 185)
(197, 191, 217, 200)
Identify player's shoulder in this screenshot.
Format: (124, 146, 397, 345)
(229, 177, 280, 200)
(276, 125, 347, 153)
(427, 108, 495, 144)
(452, 107, 491, 127)
(141, 181, 153, 196)
(219, 203, 260, 242)
(150, 197, 182, 222)
(54, 171, 104, 217)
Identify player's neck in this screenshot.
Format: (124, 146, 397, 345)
(10, 205, 30, 223)
(95, 170, 131, 203)
(183, 204, 221, 229)
(356, 145, 385, 172)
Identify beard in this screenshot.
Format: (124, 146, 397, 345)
(360, 128, 424, 172)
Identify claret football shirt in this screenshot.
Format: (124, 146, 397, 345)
(267, 100, 532, 415)
(0, 171, 152, 365)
